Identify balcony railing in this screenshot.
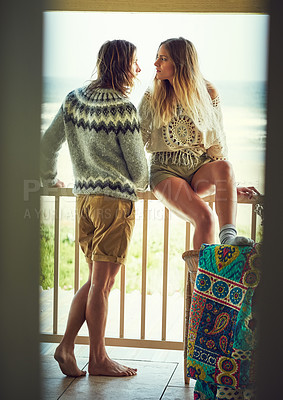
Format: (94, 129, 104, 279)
(39, 187, 263, 350)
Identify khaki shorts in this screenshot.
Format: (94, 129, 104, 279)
(150, 153, 211, 190)
(76, 195, 135, 265)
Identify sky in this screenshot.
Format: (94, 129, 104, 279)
(43, 12, 269, 84)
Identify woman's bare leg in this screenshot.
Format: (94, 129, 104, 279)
(191, 160, 237, 227)
(154, 160, 253, 248)
(86, 261, 137, 377)
(153, 176, 215, 249)
(191, 160, 253, 245)
(54, 262, 93, 377)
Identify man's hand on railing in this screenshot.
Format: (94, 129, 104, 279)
(53, 180, 65, 188)
(237, 186, 261, 200)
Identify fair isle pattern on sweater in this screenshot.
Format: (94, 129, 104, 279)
(64, 89, 140, 135)
(41, 87, 149, 201)
(74, 177, 135, 197)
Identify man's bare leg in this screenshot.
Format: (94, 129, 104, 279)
(86, 261, 137, 377)
(54, 263, 93, 377)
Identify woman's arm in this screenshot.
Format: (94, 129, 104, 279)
(206, 82, 260, 199)
(137, 90, 153, 147)
(205, 81, 228, 160)
(205, 80, 218, 101)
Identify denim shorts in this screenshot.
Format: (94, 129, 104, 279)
(76, 195, 135, 265)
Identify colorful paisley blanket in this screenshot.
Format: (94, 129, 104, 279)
(186, 243, 261, 400)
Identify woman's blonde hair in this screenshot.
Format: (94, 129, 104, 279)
(89, 40, 136, 96)
(151, 37, 217, 130)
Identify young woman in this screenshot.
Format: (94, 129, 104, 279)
(41, 40, 148, 377)
(138, 37, 258, 249)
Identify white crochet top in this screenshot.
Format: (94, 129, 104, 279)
(138, 89, 228, 166)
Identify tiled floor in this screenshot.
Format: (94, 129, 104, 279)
(40, 344, 195, 399)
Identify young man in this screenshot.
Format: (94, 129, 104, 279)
(41, 40, 148, 377)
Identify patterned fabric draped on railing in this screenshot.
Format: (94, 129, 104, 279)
(185, 243, 261, 400)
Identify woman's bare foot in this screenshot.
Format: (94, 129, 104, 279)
(54, 344, 86, 377)
(88, 356, 137, 377)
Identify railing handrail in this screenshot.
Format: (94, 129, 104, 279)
(40, 187, 263, 205)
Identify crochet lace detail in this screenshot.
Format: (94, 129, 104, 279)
(211, 95, 220, 107)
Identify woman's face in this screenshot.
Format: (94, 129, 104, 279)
(154, 44, 175, 85)
(131, 53, 141, 77)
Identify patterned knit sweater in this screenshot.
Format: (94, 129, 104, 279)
(41, 87, 149, 201)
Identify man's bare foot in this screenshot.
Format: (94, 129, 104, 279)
(88, 356, 137, 377)
(54, 345, 86, 377)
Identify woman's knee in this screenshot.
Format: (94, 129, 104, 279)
(194, 206, 215, 232)
(214, 160, 235, 182)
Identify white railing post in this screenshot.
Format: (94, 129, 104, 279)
(119, 265, 126, 338)
(161, 207, 169, 341)
(74, 199, 80, 294)
(251, 203, 257, 241)
(141, 199, 148, 340)
(183, 222, 191, 342)
(53, 195, 60, 334)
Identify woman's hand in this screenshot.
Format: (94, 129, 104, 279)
(53, 180, 65, 188)
(237, 186, 261, 199)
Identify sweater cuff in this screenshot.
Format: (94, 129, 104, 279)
(41, 177, 58, 187)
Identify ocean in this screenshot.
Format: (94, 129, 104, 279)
(41, 77, 266, 193)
